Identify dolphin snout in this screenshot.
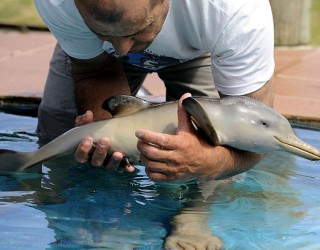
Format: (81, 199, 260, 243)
(274, 135, 320, 161)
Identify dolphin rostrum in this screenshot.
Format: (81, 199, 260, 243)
(0, 95, 319, 174)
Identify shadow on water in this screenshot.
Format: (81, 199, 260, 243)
(0, 112, 319, 249)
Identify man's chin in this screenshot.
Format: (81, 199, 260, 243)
(129, 43, 152, 53)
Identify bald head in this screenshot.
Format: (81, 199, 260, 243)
(75, 0, 164, 24)
(75, 0, 121, 23)
(75, 0, 169, 55)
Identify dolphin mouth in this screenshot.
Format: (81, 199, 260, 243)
(274, 135, 320, 161)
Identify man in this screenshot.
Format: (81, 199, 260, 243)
(35, 0, 275, 182)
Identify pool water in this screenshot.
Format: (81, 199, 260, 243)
(0, 112, 319, 250)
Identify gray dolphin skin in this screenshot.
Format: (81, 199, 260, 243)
(0, 95, 319, 174)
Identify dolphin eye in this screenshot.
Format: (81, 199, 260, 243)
(261, 121, 269, 127)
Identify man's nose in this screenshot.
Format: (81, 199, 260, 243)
(112, 37, 134, 56)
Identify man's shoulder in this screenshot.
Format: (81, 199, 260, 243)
(35, 0, 104, 60)
(179, 0, 246, 14)
(178, 0, 267, 17)
(35, 0, 81, 21)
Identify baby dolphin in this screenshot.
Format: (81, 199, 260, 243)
(0, 95, 319, 174)
(182, 96, 320, 161)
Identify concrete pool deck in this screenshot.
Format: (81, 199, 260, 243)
(1, 29, 320, 120)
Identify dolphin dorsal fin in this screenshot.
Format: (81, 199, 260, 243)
(182, 97, 220, 146)
(102, 95, 151, 117)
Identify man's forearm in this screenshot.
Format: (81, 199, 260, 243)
(210, 145, 263, 180)
(71, 53, 131, 120)
(74, 73, 130, 120)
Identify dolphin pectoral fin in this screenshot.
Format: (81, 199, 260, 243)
(275, 135, 320, 161)
(182, 97, 220, 146)
(102, 95, 151, 117)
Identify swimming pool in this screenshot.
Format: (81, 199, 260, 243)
(0, 112, 319, 249)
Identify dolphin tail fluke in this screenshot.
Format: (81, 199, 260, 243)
(0, 149, 35, 174)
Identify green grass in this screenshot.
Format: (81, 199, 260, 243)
(0, 0, 45, 28)
(311, 0, 320, 45)
(0, 0, 319, 44)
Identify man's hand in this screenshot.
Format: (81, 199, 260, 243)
(136, 93, 221, 182)
(74, 110, 135, 172)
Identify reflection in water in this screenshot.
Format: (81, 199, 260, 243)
(0, 113, 320, 249)
(0, 202, 55, 249)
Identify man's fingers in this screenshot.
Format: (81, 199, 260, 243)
(74, 136, 135, 172)
(121, 163, 135, 172)
(73, 108, 135, 171)
(74, 136, 94, 163)
(105, 152, 123, 171)
(91, 137, 110, 167)
(137, 138, 173, 162)
(141, 155, 177, 182)
(75, 110, 94, 126)
(135, 93, 195, 150)
(118, 156, 136, 172)
(145, 168, 169, 182)
(135, 129, 176, 150)
(105, 152, 135, 172)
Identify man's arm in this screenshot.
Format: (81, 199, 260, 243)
(71, 52, 134, 169)
(71, 52, 131, 119)
(136, 77, 275, 181)
(220, 76, 275, 107)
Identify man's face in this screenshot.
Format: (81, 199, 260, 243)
(76, 0, 169, 56)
